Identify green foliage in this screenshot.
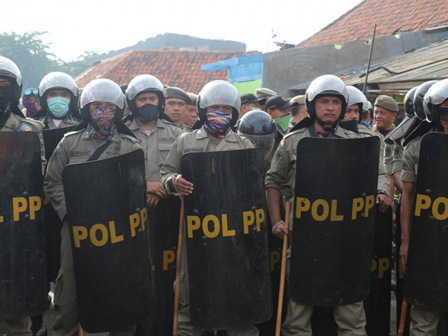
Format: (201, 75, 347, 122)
(0, 31, 94, 90)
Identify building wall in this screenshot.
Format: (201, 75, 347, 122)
(263, 32, 425, 96)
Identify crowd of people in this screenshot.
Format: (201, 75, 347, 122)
(1, 53, 448, 336)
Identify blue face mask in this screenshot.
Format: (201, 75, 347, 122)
(47, 97, 70, 118)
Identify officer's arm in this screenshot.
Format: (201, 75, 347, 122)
(392, 143, 404, 193)
(37, 130, 47, 174)
(265, 141, 290, 238)
(160, 135, 192, 195)
(399, 144, 417, 273)
(400, 181, 415, 273)
(44, 138, 70, 221)
(393, 171, 403, 193)
(376, 155, 391, 212)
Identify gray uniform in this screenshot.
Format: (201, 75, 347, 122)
(0, 112, 45, 336)
(401, 134, 439, 336)
(44, 128, 140, 336)
(161, 128, 258, 336)
(265, 125, 389, 336)
(126, 118, 182, 182)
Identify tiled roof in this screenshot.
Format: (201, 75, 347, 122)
(299, 0, 448, 47)
(75, 50, 244, 93)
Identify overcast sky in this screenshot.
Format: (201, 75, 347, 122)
(7, 0, 363, 61)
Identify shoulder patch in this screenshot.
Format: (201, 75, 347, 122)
(18, 122, 33, 132)
(23, 118, 44, 131)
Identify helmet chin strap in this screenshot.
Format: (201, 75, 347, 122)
(315, 114, 339, 133)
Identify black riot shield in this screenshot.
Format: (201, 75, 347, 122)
(146, 195, 181, 335)
(0, 132, 47, 319)
(181, 148, 272, 330)
(42, 126, 75, 161)
(62, 149, 152, 332)
(42, 127, 74, 282)
(405, 133, 448, 311)
(290, 137, 379, 306)
(364, 207, 392, 335)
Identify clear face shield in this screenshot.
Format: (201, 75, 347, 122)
(238, 132, 275, 160)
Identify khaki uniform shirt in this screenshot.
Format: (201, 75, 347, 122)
(44, 128, 140, 221)
(127, 118, 183, 182)
(265, 125, 389, 228)
(38, 115, 80, 130)
(401, 136, 422, 184)
(358, 124, 384, 161)
(1, 112, 46, 173)
(161, 128, 254, 190)
(374, 126, 394, 175)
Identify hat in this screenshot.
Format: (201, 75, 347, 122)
(374, 95, 398, 112)
(265, 95, 294, 110)
(290, 95, 305, 105)
(187, 92, 197, 106)
(256, 88, 277, 100)
(241, 93, 265, 105)
(166, 87, 192, 104)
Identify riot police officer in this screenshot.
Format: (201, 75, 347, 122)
(341, 85, 385, 159)
(44, 78, 140, 336)
(401, 78, 448, 335)
(265, 75, 389, 336)
(237, 109, 276, 162)
(161, 80, 257, 336)
(32, 72, 81, 129)
(0, 56, 45, 336)
(125, 74, 183, 208)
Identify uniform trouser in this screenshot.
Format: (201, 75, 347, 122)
(52, 221, 136, 336)
(0, 318, 31, 335)
(281, 248, 367, 336)
(177, 236, 259, 336)
(409, 306, 439, 336)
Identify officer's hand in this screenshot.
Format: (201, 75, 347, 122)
(273, 222, 289, 240)
(400, 239, 409, 274)
(175, 176, 194, 196)
(376, 194, 390, 212)
(147, 193, 161, 209)
(147, 181, 168, 199)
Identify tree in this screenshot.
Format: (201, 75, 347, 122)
(0, 31, 94, 90)
(0, 31, 61, 89)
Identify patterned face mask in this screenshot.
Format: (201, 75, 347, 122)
(203, 110, 232, 138)
(89, 105, 116, 138)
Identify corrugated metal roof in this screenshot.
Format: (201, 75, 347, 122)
(341, 40, 448, 86)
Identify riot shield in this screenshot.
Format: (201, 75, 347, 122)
(0, 132, 47, 319)
(146, 195, 181, 335)
(62, 149, 152, 332)
(364, 207, 392, 335)
(290, 137, 379, 306)
(181, 148, 272, 330)
(42, 127, 74, 282)
(42, 126, 75, 161)
(405, 133, 448, 311)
